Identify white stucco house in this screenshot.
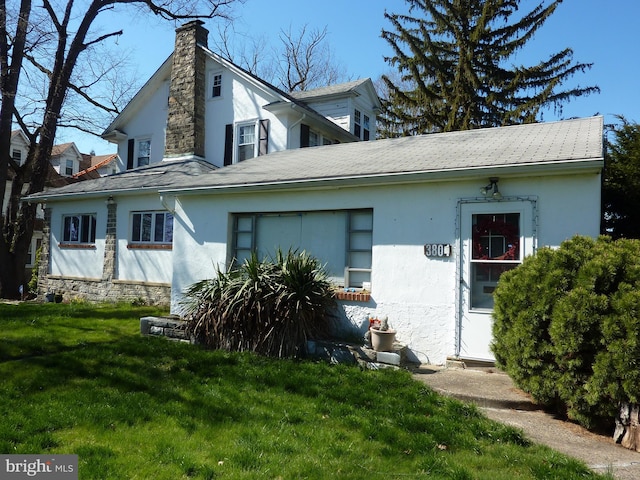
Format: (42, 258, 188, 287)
(27, 21, 604, 365)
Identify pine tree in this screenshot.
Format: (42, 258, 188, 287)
(602, 117, 640, 239)
(380, 0, 599, 136)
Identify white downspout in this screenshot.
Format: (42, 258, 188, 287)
(287, 111, 306, 149)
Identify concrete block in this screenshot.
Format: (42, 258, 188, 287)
(140, 317, 152, 335)
(149, 326, 164, 335)
(376, 351, 401, 366)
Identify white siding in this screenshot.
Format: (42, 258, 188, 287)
(170, 171, 601, 364)
(115, 81, 170, 171)
(203, 59, 288, 166)
(49, 199, 106, 279)
(115, 196, 173, 284)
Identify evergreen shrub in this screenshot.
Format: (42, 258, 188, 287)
(492, 235, 640, 429)
(181, 249, 337, 359)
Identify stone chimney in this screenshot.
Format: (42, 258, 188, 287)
(164, 20, 208, 159)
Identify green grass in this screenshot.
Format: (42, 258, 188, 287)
(0, 302, 607, 479)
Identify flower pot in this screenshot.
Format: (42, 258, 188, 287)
(45, 293, 55, 303)
(370, 328, 396, 352)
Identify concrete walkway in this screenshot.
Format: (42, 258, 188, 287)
(411, 365, 640, 480)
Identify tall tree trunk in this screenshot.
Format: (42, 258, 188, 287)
(0, 0, 31, 298)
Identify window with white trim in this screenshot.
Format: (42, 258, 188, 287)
(131, 211, 173, 244)
(62, 214, 97, 244)
(137, 139, 151, 167)
(232, 209, 373, 287)
(65, 159, 74, 176)
(363, 115, 370, 141)
(12, 149, 22, 166)
(237, 123, 256, 162)
(211, 72, 222, 98)
(354, 109, 362, 138)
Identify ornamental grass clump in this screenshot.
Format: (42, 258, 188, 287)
(182, 249, 336, 358)
(492, 235, 640, 430)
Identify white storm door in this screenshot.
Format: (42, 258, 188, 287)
(459, 201, 534, 361)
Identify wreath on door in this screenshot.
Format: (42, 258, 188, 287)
(472, 217, 519, 260)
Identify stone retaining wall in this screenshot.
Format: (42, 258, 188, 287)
(140, 315, 409, 368)
(141, 316, 189, 341)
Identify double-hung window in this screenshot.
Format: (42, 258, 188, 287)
(237, 124, 256, 162)
(62, 214, 97, 244)
(65, 159, 74, 176)
(308, 130, 319, 147)
(11, 149, 22, 166)
(354, 109, 362, 138)
(137, 139, 151, 167)
(131, 211, 173, 245)
(211, 72, 222, 98)
(363, 115, 370, 141)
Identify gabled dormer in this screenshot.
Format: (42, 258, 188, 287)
(49, 142, 84, 177)
(10, 130, 29, 167)
(289, 79, 382, 141)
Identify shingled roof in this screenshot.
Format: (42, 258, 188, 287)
(163, 116, 604, 194)
(28, 116, 603, 202)
(289, 79, 374, 101)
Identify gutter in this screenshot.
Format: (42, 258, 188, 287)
(25, 185, 164, 204)
(24, 156, 603, 203)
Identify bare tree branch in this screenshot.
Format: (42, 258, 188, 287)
(0, 0, 246, 298)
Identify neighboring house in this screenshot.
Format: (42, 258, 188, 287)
(74, 153, 119, 180)
(4, 130, 42, 276)
(49, 142, 84, 177)
(27, 21, 604, 364)
(4, 131, 115, 285)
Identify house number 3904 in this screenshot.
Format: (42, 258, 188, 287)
(424, 243, 451, 257)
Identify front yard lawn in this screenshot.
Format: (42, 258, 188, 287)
(0, 302, 607, 479)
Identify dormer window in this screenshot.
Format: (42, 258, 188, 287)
(12, 149, 22, 166)
(363, 115, 370, 141)
(354, 109, 362, 138)
(309, 131, 319, 147)
(65, 159, 74, 176)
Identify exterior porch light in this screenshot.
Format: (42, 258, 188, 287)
(480, 177, 502, 200)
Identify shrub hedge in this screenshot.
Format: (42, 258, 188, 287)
(492, 235, 640, 429)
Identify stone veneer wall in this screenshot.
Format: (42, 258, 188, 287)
(164, 20, 207, 158)
(44, 276, 171, 305)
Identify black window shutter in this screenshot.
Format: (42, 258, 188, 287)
(223, 124, 233, 166)
(127, 139, 134, 170)
(300, 124, 310, 148)
(259, 119, 270, 156)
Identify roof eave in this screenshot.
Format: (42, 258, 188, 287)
(161, 157, 603, 197)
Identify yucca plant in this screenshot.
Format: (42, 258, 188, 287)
(181, 250, 337, 358)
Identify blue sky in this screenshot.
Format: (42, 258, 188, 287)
(64, 0, 640, 154)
